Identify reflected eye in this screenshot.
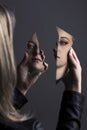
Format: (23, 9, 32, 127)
(27, 43, 34, 49)
(59, 40, 68, 46)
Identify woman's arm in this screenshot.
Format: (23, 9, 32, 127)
(56, 48, 84, 130)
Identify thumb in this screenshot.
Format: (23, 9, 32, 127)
(20, 52, 29, 66)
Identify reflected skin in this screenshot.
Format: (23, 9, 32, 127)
(54, 27, 73, 81)
(27, 32, 47, 73)
(16, 32, 48, 95)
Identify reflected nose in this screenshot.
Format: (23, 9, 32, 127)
(53, 48, 57, 54)
(53, 48, 57, 59)
(36, 42, 40, 53)
(53, 43, 57, 58)
(53, 42, 61, 58)
(57, 41, 61, 52)
(31, 32, 40, 55)
(33, 44, 40, 55)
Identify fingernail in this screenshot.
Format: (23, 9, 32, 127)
(69, 49, 72, 55)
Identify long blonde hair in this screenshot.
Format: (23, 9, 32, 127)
(0, 4, 28, 121)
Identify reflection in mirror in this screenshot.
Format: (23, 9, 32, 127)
(55, 26, 74, 81)
(27, 32, 48, 73)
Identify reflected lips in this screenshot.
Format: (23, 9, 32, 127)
(32, 57, 42, 62)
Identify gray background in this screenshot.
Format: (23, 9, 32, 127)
(0, 0, 87, 130)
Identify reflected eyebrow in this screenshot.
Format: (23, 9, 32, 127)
(27, 40, 36, 44)
(60, 37, 70, 41)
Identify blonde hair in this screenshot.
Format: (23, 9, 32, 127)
(0, 4, 28, 121)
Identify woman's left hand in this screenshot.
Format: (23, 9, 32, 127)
(62, 48, 82, 93)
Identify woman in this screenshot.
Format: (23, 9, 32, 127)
(15, 29, 84, 130)
(0, 4, 48, 129)
(54, 26, 73, 80)
(16, 45, 84, 130)
(0, 4, 84, 130)
(54, 27, 83, 129)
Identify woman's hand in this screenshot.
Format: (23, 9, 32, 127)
(62, 48, 82, 93)
(16, 51, 48, 95)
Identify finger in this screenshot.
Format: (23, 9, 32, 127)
(20, 51, 29, 66)
(71, 48, 80, 63)
(40, 49, 45, 61)
(40, 49, 44, 55)
(69, 48, 79, 68)
(43, 62, 48, 71)
(42, 55, 45, 61)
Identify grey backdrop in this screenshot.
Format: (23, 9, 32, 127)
(0, 0, 87, 130)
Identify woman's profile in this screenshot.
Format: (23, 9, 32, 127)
(54, 26, 73, 81)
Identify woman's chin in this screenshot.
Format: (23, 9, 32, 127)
(33, 65, 45, 72)
(29, 62, 45, 73)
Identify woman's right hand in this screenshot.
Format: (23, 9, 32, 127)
(62, 48, 82, 93)
(16, 51, 48, 95)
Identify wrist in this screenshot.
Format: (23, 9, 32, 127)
(16, 82, 29, 95)
(65, 84, 81, 93)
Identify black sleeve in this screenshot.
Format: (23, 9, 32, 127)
(22, 118, 45, 130)
(13, 88, 28, 109)
(56, 90, 84, 130)
(33, 120, 45, 130)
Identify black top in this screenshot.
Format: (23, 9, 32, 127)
(56, 91, 84, 130)
(0, 89, 84, 130)
(0, 117, 45, 130)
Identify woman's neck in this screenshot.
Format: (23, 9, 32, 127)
(56, 65, 67, 81)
